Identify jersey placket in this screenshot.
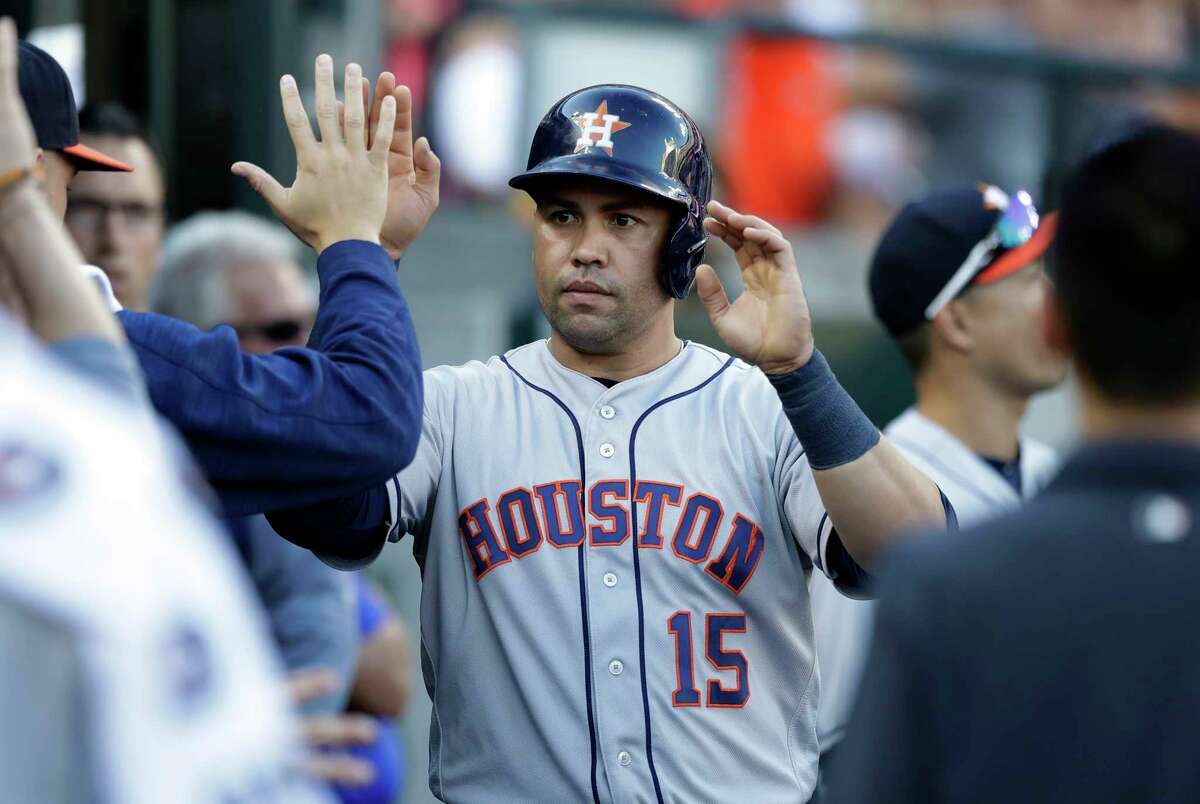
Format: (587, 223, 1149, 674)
(581, 389, 658, 803)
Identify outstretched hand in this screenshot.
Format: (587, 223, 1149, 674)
(336, 72, 442, 260)
(0, 17, 37, 179)
(364, 73, 440, 261)
(232, 55, 394, 255)
(694, 200, 815, 375)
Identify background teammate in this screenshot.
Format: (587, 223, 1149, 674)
(829, 122, 1200, 804)
(66, 101, 166, 312)
(810, 183, 1066, 782)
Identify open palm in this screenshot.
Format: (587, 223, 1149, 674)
(362, 73, 441, 261)
(695, 201, 815, 375)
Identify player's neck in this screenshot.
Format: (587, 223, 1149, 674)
(548, 319, 682, 383)
(915, 369, 1028, 462)
(1079, 381, 1200, 446)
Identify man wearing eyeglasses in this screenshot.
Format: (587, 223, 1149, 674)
(810, 183, 1067, 794)
(65, 102, 165, 312)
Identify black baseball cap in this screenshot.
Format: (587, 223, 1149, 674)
(18, 40, 131, 172)
(868, 184, 1057, 337)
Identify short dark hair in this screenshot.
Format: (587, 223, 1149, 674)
(77, 101, 159, 159)
(1055, 123, 1200, 404)
(895, 323, 931, 376)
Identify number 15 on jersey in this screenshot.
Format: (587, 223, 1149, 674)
(667, 611, 749, 708)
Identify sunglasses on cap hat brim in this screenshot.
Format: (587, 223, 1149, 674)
(923, 187, 1056, 320)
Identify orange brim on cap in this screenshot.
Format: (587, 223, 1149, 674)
(62, 142, 133, 172)
(974, 211, 1058, 285)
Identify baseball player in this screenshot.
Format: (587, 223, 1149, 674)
(271, 84, 950, 803)
(809, 184, 1066, 779)
(0, 315, 332, 803)
(828, 122, 1200, 804)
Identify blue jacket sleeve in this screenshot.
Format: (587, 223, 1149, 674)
(120, 240, 421, 517)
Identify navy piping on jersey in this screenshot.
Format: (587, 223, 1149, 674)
(501, 355, 602, 804)
(627, 353, 736, 804)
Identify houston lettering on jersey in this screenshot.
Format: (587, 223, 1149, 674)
(458, 478, 766, 594)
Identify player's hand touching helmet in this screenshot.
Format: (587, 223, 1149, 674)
(695, 200, 815, 375)
(232, 55, 395, 255)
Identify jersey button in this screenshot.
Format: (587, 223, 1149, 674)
(608, 659, 624, 676)
(602, 572, 618, 587)
(618, 751, 632, 767)
(599, 405, 616, 420)
(599, 442, 615, 459)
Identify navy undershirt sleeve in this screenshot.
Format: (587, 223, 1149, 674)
(266, 481, 391, 571)
(824, 490, 956, 599)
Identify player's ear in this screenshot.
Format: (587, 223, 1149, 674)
(930, 300, 973, 355)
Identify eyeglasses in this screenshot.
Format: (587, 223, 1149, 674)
(231, 318, 313, 344)
(66, 197, 163, 231)
(923, 186, 1041, 320)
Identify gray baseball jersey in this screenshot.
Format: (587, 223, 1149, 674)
(0, 316, 327, 804)
(386, 339, 858, 803)
(811, 407, 1059, 749)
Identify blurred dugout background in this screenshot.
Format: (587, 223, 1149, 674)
(12, 1, 1200, 801)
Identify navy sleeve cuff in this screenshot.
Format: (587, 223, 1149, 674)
(316, 240, 395, 282)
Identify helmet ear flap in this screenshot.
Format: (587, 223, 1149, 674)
(661, 206, 708, 299)
(661, 142, 713, 298)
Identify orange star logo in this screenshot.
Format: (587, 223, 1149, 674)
(572, 100, 632, 156)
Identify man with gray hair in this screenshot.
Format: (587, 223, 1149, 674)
(153, 209, 355, 715)
(154, 210, 317, 352)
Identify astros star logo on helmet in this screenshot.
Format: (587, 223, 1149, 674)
(572, 100, 632, 156)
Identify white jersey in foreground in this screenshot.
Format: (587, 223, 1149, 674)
(811, 407, 1060, 749)
(0, 317, 328, 804)
(388, 339, 859, 803)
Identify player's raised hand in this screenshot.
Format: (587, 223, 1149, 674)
(695, 200, 815, 375)
(0, 17, 37, 178)
(231, 55, 394, 255)
(366, 73, 441, 261)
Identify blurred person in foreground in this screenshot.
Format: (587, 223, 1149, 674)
(19, 40, 438, 524)
(65, 101, 166, 311)
(0, 17, 330, 801)
(810, 183, 1066, 791)
(829, 123, 1200, 803)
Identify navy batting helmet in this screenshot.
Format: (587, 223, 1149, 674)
(509, 84, 713, 299)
